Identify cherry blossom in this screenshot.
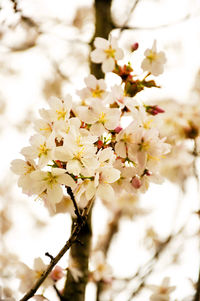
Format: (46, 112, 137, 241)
(141, 40, 166, 76)
(91, 36, 124, 73)
(147, 277, 176, 301)
(77, 74, 107, 103)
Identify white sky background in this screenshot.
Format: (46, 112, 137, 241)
(0, 0, 200, 300)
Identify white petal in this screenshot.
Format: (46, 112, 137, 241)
(91, 49, 106, 63)
(47, 184, 63, 205)
(90, 123, 105, 136)
(57, 173, 76, 189)
(102, 58, 115, 73)
(98, 148, 115, 163)
(54, 146, 73, 161)
(85, 181, 96, 200)
(67, 160, 82, 176)
(30, 170, 46, 181)
(21, 146, 38, 160)
(85, 74, 97, 89)
(101, 167, 120, 183)
(11, 159, 29, 175)
(115, 141, 126, 158)
(97, 183, 115, 200)
(94, 37, 109, 49)
(115, 48, 124, 60)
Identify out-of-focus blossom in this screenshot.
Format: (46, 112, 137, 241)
(50, 266, 64, 281)
(147, 277, 176, 301)
(141, 40, 166, 76)
(68, 257, 83, 282)
(90, 251, 112, 282)
(0, 287, 15, 301)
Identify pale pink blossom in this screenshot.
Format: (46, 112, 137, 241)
(50, 265, 64, 281)
(91, 251, 112, 282)
(141, 40, 166, 76)
(30, 168, 76, 211)
(147, 277, 176, 301)
(91, 37, 124, 73)
(77, 74, 107, 102)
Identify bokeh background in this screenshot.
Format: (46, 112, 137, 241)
(1, 0, 200, 300)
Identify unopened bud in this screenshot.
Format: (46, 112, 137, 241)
(131, 176, 142, 189)
(97, 140, 103, 148)
(114, 126, 123, 133)
(146, 105, 165, 115)
(131, 42, 139, 52)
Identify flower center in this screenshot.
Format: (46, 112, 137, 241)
(91, 85, 104, 98)
(147, 51, 157, 62)
(38, 143, 49, 157)
(104, 47, 116, 58)
(46, 172, 58, 187)
(56, 108, 67, 120)
(99, 112, 107, 124)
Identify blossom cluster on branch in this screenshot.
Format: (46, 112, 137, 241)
(11, 36, 169, 215)
(10, 36, 175, 299)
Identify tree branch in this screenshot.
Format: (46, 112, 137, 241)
(19, 198, 94, 301)
(67, 186, 82, 221)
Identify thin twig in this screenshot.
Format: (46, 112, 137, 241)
(66, 186, 82, 221)
(10, 0, 21, 13)
(19, 198, 94, 301)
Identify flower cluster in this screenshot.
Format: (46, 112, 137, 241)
(11, 36, 169, 216)
(153, 99, 200, 187)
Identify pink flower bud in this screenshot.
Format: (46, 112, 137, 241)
(146, 105, 165, 115)
(131, 42, 139, 52)
(131, 176, 142, 189)
(114, 126, 123, 133)
(97, 140, 103, 148)
(50, 265, 64, 281)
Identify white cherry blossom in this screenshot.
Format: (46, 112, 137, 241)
(76, 103, 121, 135)
(90, 251, 112, 282)
(10, 159, 38, 195)
(141, 40, 166, 76)
(77, 74, 107, 102)
(30, 168, 76, 211)
(91, 37, 124, 73)
(147, 277, 176, 301)
(21, 134, 55, 168)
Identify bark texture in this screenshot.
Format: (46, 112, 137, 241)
(63, 213, 92, 301)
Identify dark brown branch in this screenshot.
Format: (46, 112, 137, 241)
(62, 210, 92, 301)
(19, 198, 93, 301)
(193, 268, 200, 301)
(66, 186, 82, 221)
(10, 0, 21, 13)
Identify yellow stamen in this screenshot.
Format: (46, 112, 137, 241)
(38, 144, 49, 157)
(99, 112, 107, 124)
(56, 108, 67, 120)
(91, 85, 104, 98)
(104, 47, 116, 58)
